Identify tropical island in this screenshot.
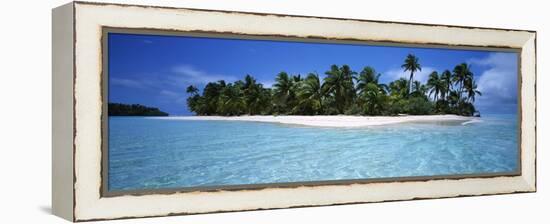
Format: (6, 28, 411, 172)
(185, 54, 482, 118)
(108, 103, 169, 116)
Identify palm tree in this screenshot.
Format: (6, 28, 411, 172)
(464, 77, 482, 103)
(202, 80, 226, 115)
(296, 73, 324, 114)
(186, 85, 203, 114)
(292, 74, 303, 83)
(401, 54, 422, 96)
(426, 71, 442, 101)
(288, 74, 303, 112)
(218, 82, 245, 116)
(410, 80, 427, 98)
(357, 67, 377, 84)
(242, 74, 265, 115)
(273, 72, 294, 113)
(452, 63, 473, 99)
(186, 85, 199, 95)
(448, 90, 460, 108)
(322, 65, 356, 113)
(340, 65, 357, 103)
(357, 66, 388, 95)
(273, 72, 292, 98)
(388, 78, 409, 99)
(243, 74, 256, 89)
(440, 70, 453, 100)
(360, 83, 386, 115)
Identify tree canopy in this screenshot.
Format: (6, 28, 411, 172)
(109, 103, 169, 116)
(186, 54, 482, 117)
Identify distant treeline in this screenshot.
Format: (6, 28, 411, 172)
(186, 54, 482, 117)
(108, 103, 169, 116)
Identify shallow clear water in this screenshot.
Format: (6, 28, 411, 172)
(108, 114, 518, 191)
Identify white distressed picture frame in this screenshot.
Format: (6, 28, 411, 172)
(52, 1, 536, 222)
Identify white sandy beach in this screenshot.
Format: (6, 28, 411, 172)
(154, 115, 476, 128)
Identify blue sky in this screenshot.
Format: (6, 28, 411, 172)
(108, 33, 518, 115)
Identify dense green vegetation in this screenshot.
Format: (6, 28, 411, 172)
(109, 103, 169, 116)
(186, 54, 482, 116)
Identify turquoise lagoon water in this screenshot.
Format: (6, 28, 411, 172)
(108, 114, 518, 191)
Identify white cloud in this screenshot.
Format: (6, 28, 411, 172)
(159, 90, 179, 98)
(110, 78, 149, 89)
(110, 65, 238, 113)
(472, 53, 518, 110)
(476, 68, 517, 102)
(171, 65, 237, 85)
(112, 65, 237, 91)
(111, 65, 239, 102)
(383, 66, 438, 84)
(468, 52, 517, 69)
(159, 90, 186, 104)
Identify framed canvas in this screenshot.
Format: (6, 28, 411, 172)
(52, 1, 537, 222)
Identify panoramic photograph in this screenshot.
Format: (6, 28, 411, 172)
(107, 32, 519, 192)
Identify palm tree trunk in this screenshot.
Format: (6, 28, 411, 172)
(408, 71, 414, 96)
(318, 96, 323, 115)
(459, 83, 463, 101)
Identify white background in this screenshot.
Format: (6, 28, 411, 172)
(0, 0, 546, 223)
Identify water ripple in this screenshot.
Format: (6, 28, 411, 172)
(108, 115, 518, 191)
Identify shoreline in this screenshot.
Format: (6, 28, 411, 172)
(152, 115, 476, 128)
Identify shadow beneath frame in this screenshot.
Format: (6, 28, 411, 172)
(38, 205, 52, 214)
